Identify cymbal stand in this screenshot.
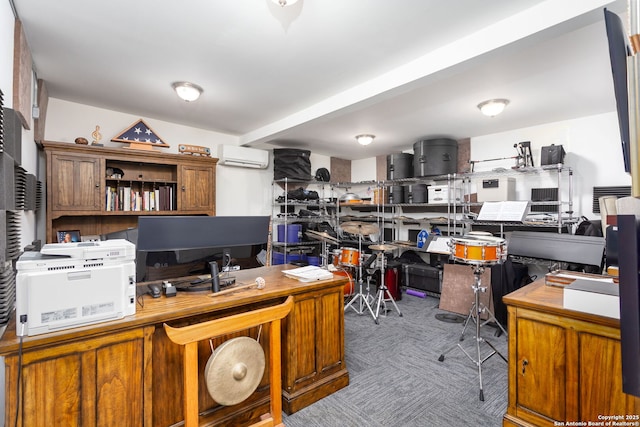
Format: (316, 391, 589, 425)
(344, 233, 377, 323)
(373, 251, 403, 321)
(320, 239, 329, 267)
(437, 264, 507, 401)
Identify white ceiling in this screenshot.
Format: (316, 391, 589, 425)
(13, 0, 628, 160)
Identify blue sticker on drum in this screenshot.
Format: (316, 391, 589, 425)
(417, 229, 429, 248)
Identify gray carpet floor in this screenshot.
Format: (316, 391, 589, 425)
(283, 292, 509, 426)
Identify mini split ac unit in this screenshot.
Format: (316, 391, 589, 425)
(217, 145, 269, 169)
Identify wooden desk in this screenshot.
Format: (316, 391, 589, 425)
(0, 265, 350, 426)
(503, 280, 640, 427)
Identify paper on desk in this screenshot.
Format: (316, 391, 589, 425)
(283, 266, 334, 282)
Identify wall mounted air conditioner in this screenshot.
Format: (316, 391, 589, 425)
(217, 145, 269, 169)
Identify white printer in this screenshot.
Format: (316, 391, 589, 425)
(16, 239, 137, 336)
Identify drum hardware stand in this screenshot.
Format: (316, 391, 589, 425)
(371, 249, 403, 322)
(344, 234, 377, 323)
(469, 141, 533, 172)
(437, 264, 507, 402)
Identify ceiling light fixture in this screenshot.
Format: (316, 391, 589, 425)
(355, 134, 375, 146)
(272, 0, 299, 6)
(477, 98, 510, 117)
(172, 82, 203, 102)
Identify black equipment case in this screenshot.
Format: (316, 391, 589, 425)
(540, 144, 566, 165)
(413, 138, 458, 177)
(273, 148, 312, 181)
(387, 153, 413, 179)
(403, 264, 441, 295)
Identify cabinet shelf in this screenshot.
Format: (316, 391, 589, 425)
(106, 178, 179, 184)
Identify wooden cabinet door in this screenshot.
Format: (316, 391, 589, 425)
(5, 328, 152, 427)
(282, 287, 346, 406)
(179, 165, 214, 212)
(50, 154, 101, 212)
(578, 331, 638, 421)
(515, 317, 567, 424)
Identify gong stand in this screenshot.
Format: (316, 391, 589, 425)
(343, 232, 377, 323)
(164, 296, 294, 427)
(437, 264, 507, 401)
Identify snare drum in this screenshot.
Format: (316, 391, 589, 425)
(450, 234, 506, 265)
(340, 247, 360, 267)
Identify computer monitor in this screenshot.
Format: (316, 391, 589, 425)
(604, 8, 632, 173)
(136, 215, 270, 283)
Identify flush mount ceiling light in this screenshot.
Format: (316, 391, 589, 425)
(355, 134, 375, 146)
(272, 0, 299, 6)
(172, 82, 203, 102)
(477, 99, 510, 117)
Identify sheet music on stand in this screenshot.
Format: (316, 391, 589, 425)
(427, 236, 452, 254)
(477, 201, 529, 222)
(283, 265, 334, 282)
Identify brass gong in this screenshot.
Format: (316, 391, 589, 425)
(204, 336, 266, 406)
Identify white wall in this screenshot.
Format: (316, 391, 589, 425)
(470, 112, 631, 219)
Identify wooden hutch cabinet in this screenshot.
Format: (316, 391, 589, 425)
(42, 141, 217, 243)
(503, 281, 640, 427)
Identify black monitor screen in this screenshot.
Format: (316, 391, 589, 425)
(604, 8, 632, 173)
(136, 215, 270, 282)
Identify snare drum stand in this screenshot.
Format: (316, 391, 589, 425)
(344, 234, 377, 323)
(437, 264, 507, 401)
(372, 251, 403, 322)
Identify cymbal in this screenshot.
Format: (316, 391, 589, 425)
(305, 230, 339, 244)
(368, 243, 398, 252)
(341, 221, 379, 235)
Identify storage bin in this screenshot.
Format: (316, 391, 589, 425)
(427, 185, 462, 204)
(272, 252, 306, 265)
(277, 223, 302, 243)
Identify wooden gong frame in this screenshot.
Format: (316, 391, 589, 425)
(164, 296, 294, 427)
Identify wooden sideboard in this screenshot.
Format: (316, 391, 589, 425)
(0, 265, 349, 426)
(503, 280, 640, 427)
